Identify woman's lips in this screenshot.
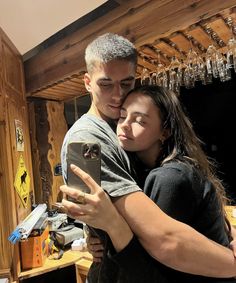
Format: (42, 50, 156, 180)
(118, 134, 132, 140)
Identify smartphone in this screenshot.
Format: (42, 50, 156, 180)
(66, 142, 101, 195)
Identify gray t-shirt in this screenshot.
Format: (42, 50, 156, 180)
(61, 113, 140, 197)
(61, 113, 141, 283)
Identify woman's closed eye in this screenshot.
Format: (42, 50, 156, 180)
(136, 117, 146, 125)
(118, 116, 127, 125)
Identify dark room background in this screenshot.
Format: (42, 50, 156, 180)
(180, 72, 236, 203)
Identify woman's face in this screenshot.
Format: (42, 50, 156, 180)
(117, 91, 166, 155)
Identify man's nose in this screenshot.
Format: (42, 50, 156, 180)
(112, 84, 124, 99)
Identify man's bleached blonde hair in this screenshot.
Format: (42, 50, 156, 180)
(85, 33, 137, 73)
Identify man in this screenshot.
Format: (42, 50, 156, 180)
(61, 33, 236, 282)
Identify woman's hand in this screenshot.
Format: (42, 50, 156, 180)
(60, 164, 118, 231)
(60, 164, 133, 252)
(86, 234, 104, 263)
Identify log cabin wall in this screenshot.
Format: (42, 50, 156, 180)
(0, 26, 67, 280)
(0, 28, 34, 280)
(28, 100, 67, 207)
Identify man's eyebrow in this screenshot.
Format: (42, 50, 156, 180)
(121, 76, 135, 81)
(97, 77, 111, 82)
(98, 76, 135, 81)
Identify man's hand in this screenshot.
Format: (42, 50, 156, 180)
(86, 235, 104, 263)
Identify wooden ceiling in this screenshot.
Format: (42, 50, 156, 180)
(24, 0, 236, 101)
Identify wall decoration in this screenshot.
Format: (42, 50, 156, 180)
(15, 119, 24, 151)
(14, 155, 30, 208)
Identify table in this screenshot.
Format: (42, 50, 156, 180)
(19, 249, 92, 282)
(225, 205, 236, 227)
(75, 257, 92, 283)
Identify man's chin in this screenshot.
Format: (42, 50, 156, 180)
(108, 111, 120, 120)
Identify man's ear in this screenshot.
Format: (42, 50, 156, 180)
(84, 73, 91, 92)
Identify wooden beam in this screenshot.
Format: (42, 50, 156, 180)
(24, 0, 236, 95)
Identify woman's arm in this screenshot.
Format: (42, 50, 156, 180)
(61, 165, 236, 278)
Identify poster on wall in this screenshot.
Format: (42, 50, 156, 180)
(14, 119, 24, 151)
(14, 155, 30, 208)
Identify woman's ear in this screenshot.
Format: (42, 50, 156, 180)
(84, 73, 91, 92)
(161, 128, 171, 142)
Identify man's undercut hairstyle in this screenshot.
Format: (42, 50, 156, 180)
(85, 33, 138, 73)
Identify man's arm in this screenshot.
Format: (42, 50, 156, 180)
(114, 191, 236, 278)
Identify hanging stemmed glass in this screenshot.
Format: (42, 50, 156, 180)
(226, 38, 236, 71)
(206, 44, 231, 82)
(205, 25, 221, 79)
(217, 51, 231, 82)
(186, 37, 208, 83)
(201, 56, 213, 85)
(183, 64, 195, 89)
(195, 47, 211, 85)
(141, 65, 150, 85)
(183, 39, 197, 88)
(226, 17, 236, 73)
(177, 59, 186, 86)
(168, 56, 181, 94)
(155, 51, 168, 88)
(206, 45, 219, 78)
(150, 60, 157, 85)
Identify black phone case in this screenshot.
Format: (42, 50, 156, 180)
(66, 142, 101, 194)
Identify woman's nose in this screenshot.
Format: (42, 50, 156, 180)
(120, 119, 131, 131)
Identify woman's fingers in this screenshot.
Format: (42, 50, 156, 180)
(60, 185, 84, 202)
(61, 198, 90, 215)
(60, 184, 102, 207)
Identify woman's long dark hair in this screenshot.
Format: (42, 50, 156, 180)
(129, 85, 231, 235)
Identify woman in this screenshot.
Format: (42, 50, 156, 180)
(61, 85, 236, 282)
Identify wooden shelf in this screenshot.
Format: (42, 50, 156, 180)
(19, 250, 92, 280)
(225, 205, 236, 227)
(75, 257, 93, 283)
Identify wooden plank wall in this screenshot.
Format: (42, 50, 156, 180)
(0, 25, 68, 281)
(0, 27, 34, 280)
